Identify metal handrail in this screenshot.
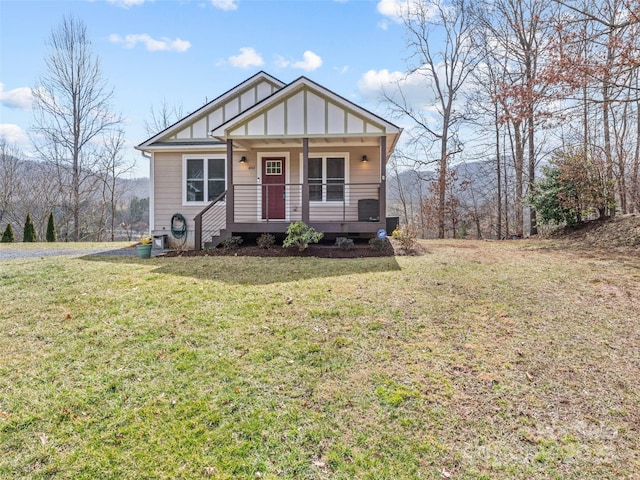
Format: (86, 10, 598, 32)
(194, 190, 227, 250)
(233, 182, 381, 223)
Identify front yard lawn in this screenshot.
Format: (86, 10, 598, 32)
(1, 240, 638, 479)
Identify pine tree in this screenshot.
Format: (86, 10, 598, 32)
(1, 223, 15, 243)
(46, 212, 57, 242)
(23, 213, 37, 242)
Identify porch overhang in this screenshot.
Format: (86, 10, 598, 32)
(214, 134, 399, 159)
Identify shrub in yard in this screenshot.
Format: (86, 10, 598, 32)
(256, 233, 276, 249)
(368, 236, 387, 251)
(1, 223, 15, 243)
(335, 236, 354, 250)
(283, 221, 323, 251)
(23, 213, 37, 242)
(221, 235, 243, 250)
(392, 224, 418, 253)
(46, 213, 57, 242)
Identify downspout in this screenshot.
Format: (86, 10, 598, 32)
(141, 150, 154, 233)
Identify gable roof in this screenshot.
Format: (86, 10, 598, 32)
(136, 71, 286, 149)
(210, 76, 401, 141)
(136, 72, 402, 155)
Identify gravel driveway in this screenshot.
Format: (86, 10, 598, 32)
(0, 245, 148, 260)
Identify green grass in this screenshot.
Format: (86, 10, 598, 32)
(1, 240, 639, 479)
(0, 241, 134, 252)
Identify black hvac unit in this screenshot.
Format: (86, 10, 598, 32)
(358, 199, 379, 222)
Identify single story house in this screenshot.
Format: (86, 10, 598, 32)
(136, 71, 402, 249)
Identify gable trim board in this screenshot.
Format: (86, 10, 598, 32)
(137, 71, 286, 149)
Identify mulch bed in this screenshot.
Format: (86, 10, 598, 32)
(163, 239, 401, 258)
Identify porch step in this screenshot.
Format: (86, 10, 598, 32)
(203, 229, 230, 249)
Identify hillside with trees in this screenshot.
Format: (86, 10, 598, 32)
(384, 0, 640, 240)
(0, 16, 148, 243)
(0, 143, 148, 242)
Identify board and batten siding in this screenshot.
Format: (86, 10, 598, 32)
(225, 88, 386, 140)
(170, 79, 280, 141)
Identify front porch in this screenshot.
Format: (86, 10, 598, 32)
(194, 181, 385, 249)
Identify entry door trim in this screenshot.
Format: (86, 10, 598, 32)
(257, 152, 290, 221)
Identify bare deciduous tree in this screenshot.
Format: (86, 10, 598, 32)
(144, 99, 184, 137)
(98, 128, 135, 241)
(31, 15, 122, 241)
(385, 0, 481, 238)
(0, 140, 24, 227)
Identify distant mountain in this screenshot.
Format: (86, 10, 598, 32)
(387, 159, 509, 206)
(121, 177, 149, 201)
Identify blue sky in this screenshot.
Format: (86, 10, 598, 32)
(0, 0, 411, 177)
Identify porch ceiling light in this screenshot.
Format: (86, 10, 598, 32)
(361, 155, 368, 163)
(240, 156, 247, 164)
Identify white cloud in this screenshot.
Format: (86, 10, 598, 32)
(109, 34, 191, 52)
(376, 0, 437, 23)
(0, 84, 33, 110)
(211, 0, 238, 11)
(376, 0, 405, 22)
(276, 51, 323, 72)
(0, 124, 28, 145)
(358, 69, 406, 97)
(291, 51, 323, 72)
(358, 67, 441, 111)
(106, 0, 148, 8)
(274, 55, 290, 69)
(224, 47, 264, 68)
(359, 66, 472, 149)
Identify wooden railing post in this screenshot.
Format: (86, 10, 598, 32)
(302, 138, 309, 223)
(226, 139, 234, 225)
(194, 213, 202, 250)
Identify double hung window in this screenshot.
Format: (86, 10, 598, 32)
(308, 156, 346, 202)
(184, 157, 226, 203)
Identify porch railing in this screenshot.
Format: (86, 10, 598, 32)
(194, 190, 227, 250)
(233, 183, 381, 223)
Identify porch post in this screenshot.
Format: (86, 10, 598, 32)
(379, 135, 387, 225)
(302, 137, 309, 223)
(226, 139, 234, 225)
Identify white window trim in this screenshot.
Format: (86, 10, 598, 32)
(257, 152, 291, 221)
(182, 154, 227, 206)
(299, 152, 350, 205)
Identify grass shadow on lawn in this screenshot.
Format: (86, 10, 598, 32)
(4, 240, 639, 478)
(81, 251, 402, 285)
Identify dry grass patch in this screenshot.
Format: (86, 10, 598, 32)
(1, 240, 638, 479)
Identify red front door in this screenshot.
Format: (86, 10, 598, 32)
(262, 157, 286, 220)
